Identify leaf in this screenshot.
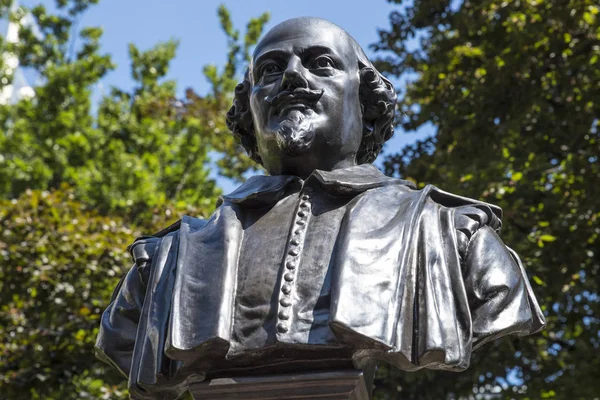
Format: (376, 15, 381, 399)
(533, 275, 547, 286)
(475, 67, 487, 78)
(512, 171, 523, 181)
(540, 234, 557, 242)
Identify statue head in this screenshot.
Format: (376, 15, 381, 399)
(226, 17, 396, 177)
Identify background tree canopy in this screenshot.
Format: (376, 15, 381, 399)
(0, 0, 598, 398)
(373, 0, 599, 399)
(0, 0, 268, 398)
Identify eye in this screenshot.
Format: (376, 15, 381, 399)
(260, 62, 282, 76)
(310, 56, 335, 69)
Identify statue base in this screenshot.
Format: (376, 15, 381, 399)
(188, 369, 370, 399)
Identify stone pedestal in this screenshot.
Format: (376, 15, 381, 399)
(189, 369, 370, 400)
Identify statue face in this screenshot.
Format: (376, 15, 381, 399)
(249, 18, 364, 177)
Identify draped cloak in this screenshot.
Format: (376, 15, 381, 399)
(95, 164, 545, 399)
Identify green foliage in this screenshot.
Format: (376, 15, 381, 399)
(204, 5, 270, 179)
(0, 1, 269, 398)
(0, 1, 268, 222)
(374, 0, 599, 398)
(0, 188, 133, 399)
(0, 0, 113, 200)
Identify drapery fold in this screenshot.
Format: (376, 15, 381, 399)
(96, 166, 545, 400)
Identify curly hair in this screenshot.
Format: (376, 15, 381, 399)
(226, 61, 396, 166)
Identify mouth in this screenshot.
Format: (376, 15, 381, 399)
(266, 88, 324, 116)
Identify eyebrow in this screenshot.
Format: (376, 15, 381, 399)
(253, 49, 289, 70)
(298, 45, 339, 59)
(253, 45, 341, 69)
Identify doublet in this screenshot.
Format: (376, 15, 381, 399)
(96, 164, 545, 400)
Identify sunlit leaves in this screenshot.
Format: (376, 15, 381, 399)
(0, 3, 269, 222)
(0, 188, 133, 399)
(376, 0, 599, 398)
(0, 1, 269, 398)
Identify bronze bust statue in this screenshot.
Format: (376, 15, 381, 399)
(96, 17, 545, 400)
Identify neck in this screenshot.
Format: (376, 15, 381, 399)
(268, 155, 357, 179)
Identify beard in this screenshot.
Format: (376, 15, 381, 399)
(274, 110, 315, 157)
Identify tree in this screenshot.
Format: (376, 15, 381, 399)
(0, 0, 113, 202)
(0, 1, 268, 223)
(373, 0, 599, 398)
(0, 188, 135, 399)
(0, 1, 269, 398)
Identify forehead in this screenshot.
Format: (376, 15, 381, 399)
(252, 18, 358, 64)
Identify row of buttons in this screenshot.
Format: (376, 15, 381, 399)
(277, 188, 313, 334)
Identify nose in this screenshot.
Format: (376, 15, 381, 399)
(281, 56, 308, 91)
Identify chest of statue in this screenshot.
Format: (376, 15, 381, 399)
(231, 184, 352, 354)
(96, 174, 544, 399)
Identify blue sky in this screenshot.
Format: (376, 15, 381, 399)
(16, 0, 433, 191)
(71, 0, 399, 94)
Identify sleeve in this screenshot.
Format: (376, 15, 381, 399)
(95, 237, 160, 378)
(455, 206, 546, 350)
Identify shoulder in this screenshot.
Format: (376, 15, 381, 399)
(429, 185, 503, 236)
(386, 184, 501, 221)
(424, 185, 502, 220)
(127, 216, 207, 266)
(377, 182, 501, 215)
(414, 185, 504, 257)
(365, 183, 503, 245)
(126, 220, 179, 265)
(414, 184, 502, 229)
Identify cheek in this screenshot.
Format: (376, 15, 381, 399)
(249, 89, 268, 129)
(341, 80, 363, 137)
(343, 86, 362, 115)
(320, 77, 360, 115)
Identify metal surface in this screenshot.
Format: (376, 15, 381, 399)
(95, 17, 545, 400)
(188, 369, 370, 400)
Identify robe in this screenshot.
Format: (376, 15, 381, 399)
(95, 164, 545, 399)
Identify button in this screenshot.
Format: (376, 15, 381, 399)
(294, 230, 302, 235)
(277, 322, 289, 333)
(281, 284, 292, 294)
(288, 248, 299, 256)
(286, 261, 296, 270)
(297, 211, 307, 217)
(301, 195, 310, 201)
(280, 298, 291, 307)
(296, 220, 306, 226)
(290, 238, 300, 246)
(279, 310, 290, 320)
(300, 202, 310, 208)
(284, 272, 294, 282)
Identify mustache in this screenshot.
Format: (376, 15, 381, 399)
(265, 88, 324, 112)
